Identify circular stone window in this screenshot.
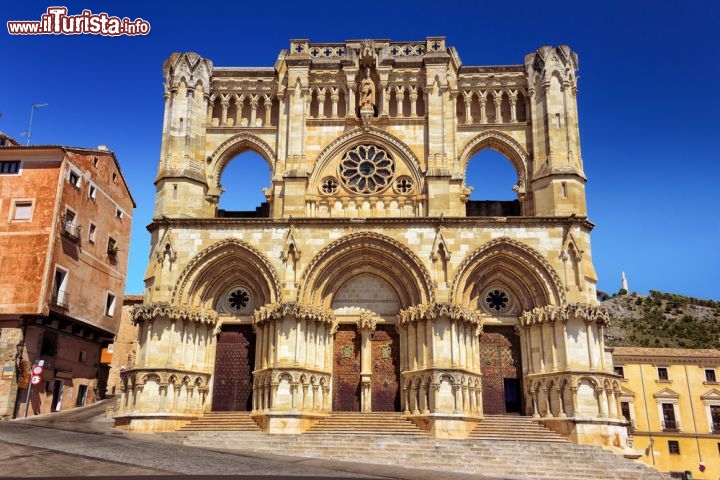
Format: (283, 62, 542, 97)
(221, 286, 253, 314)
(320, 176, 339, 195)
(484, 288, 511, 313)
(339, 144, 395, 194)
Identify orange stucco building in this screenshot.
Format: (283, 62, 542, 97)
(0, 135, 134, 418)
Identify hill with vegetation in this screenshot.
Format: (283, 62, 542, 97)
(603, 290, 720, 349)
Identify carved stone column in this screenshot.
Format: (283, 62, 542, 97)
(357, 312, 377, 413)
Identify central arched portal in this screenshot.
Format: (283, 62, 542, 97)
(330, 273, 401, 412)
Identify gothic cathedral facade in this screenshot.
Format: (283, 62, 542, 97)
(116, 38, 626, 447)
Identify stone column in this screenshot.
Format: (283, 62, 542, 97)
(396, 89, 404, 117)
(409, 88, 418, 117)
(357, 314, 376, 413)
(264, 97, 273, 126)
(509, 90, 518, 123)
(493, 91, 503, 123)
(479, 93, 487, 123)
(220, 99, 229, 126)
(464, 93, 472, 124)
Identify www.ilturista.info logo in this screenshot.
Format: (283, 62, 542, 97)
(7, 7, 150, 36)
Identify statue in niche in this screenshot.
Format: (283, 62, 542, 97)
(358, 67, 376, 111)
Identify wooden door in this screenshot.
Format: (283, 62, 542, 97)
(371, 325, 400, 411)
(211, 325, 255, 411)
(332, 325, 361, 411)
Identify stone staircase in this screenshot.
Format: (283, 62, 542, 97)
(305, 412, 425, 435)
(469, 414, 568, 442)
(177, 412, 261, 432)
(177, 414, 669, 480)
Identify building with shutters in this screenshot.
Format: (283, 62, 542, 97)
(0, 138, 134, 418)
(116, 38, 626, 447)
(611, 347, 720, 478)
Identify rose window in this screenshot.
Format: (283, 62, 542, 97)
(228, 289, 250, 311)
(485, 289, 509, 312)
(320, 177, 339, 195)
(339, 145, 394, 194)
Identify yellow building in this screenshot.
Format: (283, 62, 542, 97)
(611, 347, 720, 479)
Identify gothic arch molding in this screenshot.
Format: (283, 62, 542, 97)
(459, 129, 530, 189)
(451, 237, 565, 310)
(310, 127, 424, 188)
(172, 239, 281, 310)
(299, 232, 434, 308)
(206, 133, 276, 195)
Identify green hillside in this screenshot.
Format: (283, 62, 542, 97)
(603, 291, 720, 349)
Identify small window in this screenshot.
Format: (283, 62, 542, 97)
(12, 200, 33, 221)
(105, 292, 116, 316)
(561, 181, 568, 198)
(40, 331, 58, 356)
(88, 223, 96, 243)
(78, 350, 87, 362)
(112, 172, 117, 184)
(711, 405, 720, 433)
(614, 366, 624, 378)
(706, 369, 717, 383)
(658, 367, 669, 381)
(88, 184, 97, 201)
(93, 157, 98, 167)
(115, 208, 123, 220)
(0, 160, 21, 174)
(76, 384, 88, 406)
(52, 267, 68, 308)
(68, 169, 81, 188)
(668, 440, 680, 455)
(620, 401, 631, 422)
(107, 237, 118, 257)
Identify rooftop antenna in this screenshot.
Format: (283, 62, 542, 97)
(24, 103, 48, 145)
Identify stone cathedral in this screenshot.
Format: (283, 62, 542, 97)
(116, 37, 627, 448)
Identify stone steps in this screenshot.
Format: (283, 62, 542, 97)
(178, 426, 670, 479)
(177, 412, 261, 432)
(469, 414, 568, 442)
(304, 412, 425, 435)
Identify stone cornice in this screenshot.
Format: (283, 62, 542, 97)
(147, 215, 595, 232)
(253, 302, 335, 325)
(519, 303, 609, 327)
(131, 302, 218, 325)
(398, 303, 483, 326)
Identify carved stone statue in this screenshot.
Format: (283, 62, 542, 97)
(358, 67, 375, 111)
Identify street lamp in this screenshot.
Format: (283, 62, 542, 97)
(14, 339, 25, 373)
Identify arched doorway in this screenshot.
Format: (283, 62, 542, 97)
(211, 324, 256, 411)
(330, 273, 402, 412)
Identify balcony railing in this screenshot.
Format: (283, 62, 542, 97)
(51, 290, 68, 309)
(662, 419, 679, 431)
(62, 219, 82, 241)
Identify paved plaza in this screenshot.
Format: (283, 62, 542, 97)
(0, 400, 492, 480)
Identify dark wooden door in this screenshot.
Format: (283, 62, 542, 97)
(332, 324, 361, 411)
(211, 324, 255, 412)
(479, 326, 522, 414)
(371, 325, 400, 411)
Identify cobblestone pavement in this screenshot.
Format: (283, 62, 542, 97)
(0, 400, 500, 480)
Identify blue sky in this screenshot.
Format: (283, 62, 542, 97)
(2, 1, 718, 300)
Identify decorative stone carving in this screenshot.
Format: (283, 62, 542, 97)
(131, 303, 218, 325)
(518, 303, 610, 326)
